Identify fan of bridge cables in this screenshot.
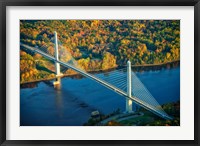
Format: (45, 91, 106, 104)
(34, 37, 171, 118)
(94, 68, 170, 118)
(31, 37, 83, 74)
(131, 72, 169, 117)
(34, 41, 55, 57)
(94, 68, 128, 93)
(57, 40, 81, 71)
(53, 37, 83, 73)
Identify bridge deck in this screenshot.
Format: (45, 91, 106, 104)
(20, 43, 173, 120)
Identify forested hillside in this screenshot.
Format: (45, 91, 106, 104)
(20, 20, 180, 83)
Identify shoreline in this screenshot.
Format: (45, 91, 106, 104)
(121, 59, 180, 68)
(20, 60, 180, 85)
(84, 100, 180, 126)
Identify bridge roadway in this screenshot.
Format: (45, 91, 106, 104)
(20, 43, 173, 120)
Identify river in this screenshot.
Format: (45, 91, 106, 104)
(20, 66, 180, 126)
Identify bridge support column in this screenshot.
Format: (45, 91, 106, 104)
(126, 60, 133, 113)
(53, 31, 62, 85)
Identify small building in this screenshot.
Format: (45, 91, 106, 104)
(91, 110, 100, 119)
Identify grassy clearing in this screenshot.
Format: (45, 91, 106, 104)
(119, 114, 154, 126)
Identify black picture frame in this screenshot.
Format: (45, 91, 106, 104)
(0, 0, 199, 145)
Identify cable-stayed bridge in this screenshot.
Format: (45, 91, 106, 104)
(20, 31, 173, 120)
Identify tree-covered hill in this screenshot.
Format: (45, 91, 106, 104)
(20, 20, 180, 83)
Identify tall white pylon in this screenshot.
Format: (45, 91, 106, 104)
(53, 31, 62, 85)
(126, 60, 133, 112)
(54, 31, 61, 76)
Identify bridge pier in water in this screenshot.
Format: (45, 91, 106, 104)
(20, 42, 173, 120)
(53, 31, 62, 85)
(126, 60, 133, 113)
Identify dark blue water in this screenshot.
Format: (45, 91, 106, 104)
(20, 67, 180, 126)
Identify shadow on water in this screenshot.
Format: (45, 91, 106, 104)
(53, 77, 97, 115)
(114, 61, 180, 72)
(90, 61, 180, 75)
(53, 78, 64, 118)
(131, 61, 180, 73)
(20, 82, 38, 89)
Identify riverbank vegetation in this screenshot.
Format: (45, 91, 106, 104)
(84, 101, 180, 126)
(20, 20, 180, 83)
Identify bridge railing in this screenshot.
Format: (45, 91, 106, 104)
(20, 42, 173, 120)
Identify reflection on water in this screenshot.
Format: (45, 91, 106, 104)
(54, 78, 63, 118)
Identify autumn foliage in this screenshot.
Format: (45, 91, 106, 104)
(20, 20, 180, 83)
